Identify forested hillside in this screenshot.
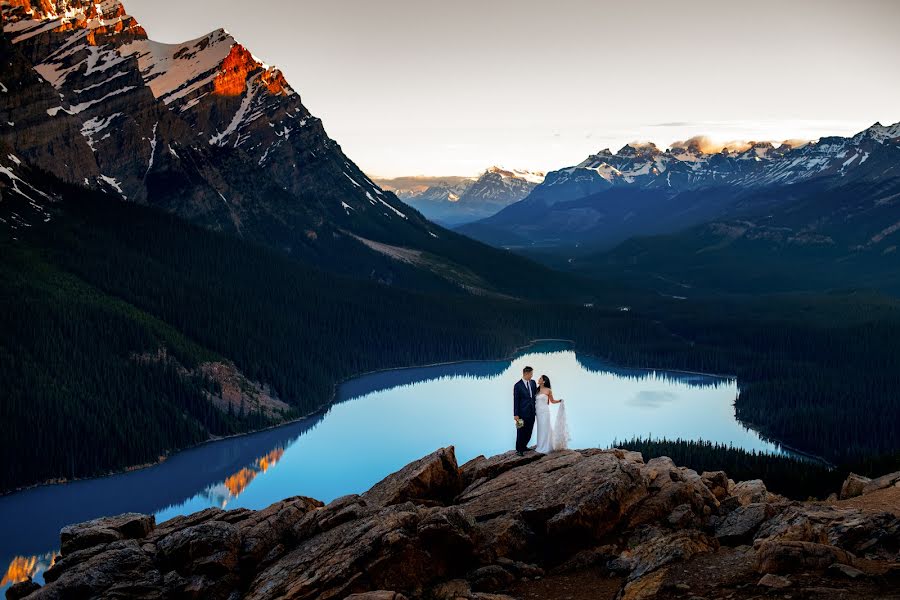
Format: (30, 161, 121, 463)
(3, 176, 900, 494)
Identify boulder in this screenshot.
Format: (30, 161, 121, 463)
(731, 480, 770, 506)
(459, 451, 542, 488)
(611, 529, 718, 581)
(239, 495, 323, 566)
(472, 515, 532, 563)
(5, 580, 41, 600)
(619, 568, 667, 600)
(457, 450, 647, 548)
(293, 494, 371, 541)
(155, 520, 242, 599)
(757, 573, 791, 588)
(363, 446, 462, 508)
(245, 503, 477, 600)
(146, 507, 234, 542)
(29, 539, 164, 599)
(466, 565, 515, 592)
(715, 503, 780, 544)
(755, 540, 855, 574)
(754, 504, 900, 557)
(861, 470, 900, 496)
(627, 457, 719, 528)
(666, 503, 698, 528)
(156, 520, 241, 576)
(828, 563, 865, 579)
(58, 512, 155, 555)
(701, 471, 730, 501)
(495, 557, 543, 579)
(428, 578, 472, 599)
(549, 544, 619, 574)
(840, 473, 871, 499)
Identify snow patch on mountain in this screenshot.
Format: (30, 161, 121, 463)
(209, 73, 259, 146)
(80, 112, 122, 151)
(118, 30, 234, 101)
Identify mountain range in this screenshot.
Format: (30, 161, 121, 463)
(0, 0, 568, 298)
(456, 122, 900, 294)
(375, 166, 545, 226)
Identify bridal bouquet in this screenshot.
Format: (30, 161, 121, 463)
(515, 417, 525, 429)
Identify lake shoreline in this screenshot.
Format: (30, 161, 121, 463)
(2, 338, 560, 497)
(3, 338, 814, 497)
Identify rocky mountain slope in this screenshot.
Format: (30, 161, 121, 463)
(379, 167, 545, 226)
(9, 447, 899, 600)
(584, 175, 900, 295)
(0, 0, 566, 297)
(459, 123, 900, 252)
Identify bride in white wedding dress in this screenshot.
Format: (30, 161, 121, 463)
(534, 375, 570, 454)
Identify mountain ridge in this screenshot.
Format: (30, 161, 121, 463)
(1, 0, 581, 299)
(458, 121, 900, 253)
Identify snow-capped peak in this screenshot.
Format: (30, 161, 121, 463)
(2, 0, 138, 44)
(861, 121, 900, 143)
(617, 142, 661, 158)
(533, 119, 900, 197)
(485, 166, 545, 184)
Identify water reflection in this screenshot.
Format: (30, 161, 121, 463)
(205, 448, 285, 508)
(1, 342, 784, 592)
(2, 552, 55, 588)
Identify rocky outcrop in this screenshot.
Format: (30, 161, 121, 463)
(841, 473, 872, 499)
(754, 540, 855, 574)
(58, 512, 154, 554)
(363, 446, 463, 508)
(841, 470, 900, 499)
(10, 447, 900, 600)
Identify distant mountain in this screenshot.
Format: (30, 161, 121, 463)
(0, 0, 572, 298)
(377, 166, 544, 226)
(374, 175, 474, 204)
(459, 123, 900, 250)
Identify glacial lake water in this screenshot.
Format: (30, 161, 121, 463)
(1, 341, 788, 590)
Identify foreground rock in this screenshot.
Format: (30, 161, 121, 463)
(10, 448, 900, 600)
(840, 470, 900, 500)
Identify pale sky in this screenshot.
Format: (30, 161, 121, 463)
(126, 0, 900, 177)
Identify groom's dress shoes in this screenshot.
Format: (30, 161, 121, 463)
(516, 451, 525, 457)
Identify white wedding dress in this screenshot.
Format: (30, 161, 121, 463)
(535, 393, 570, 453)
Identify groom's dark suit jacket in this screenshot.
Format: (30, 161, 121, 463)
(514, 379, 538, 419)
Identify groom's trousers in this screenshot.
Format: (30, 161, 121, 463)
(516, 415, 535, 452)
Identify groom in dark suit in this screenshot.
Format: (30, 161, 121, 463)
(513, 366, 537, 456)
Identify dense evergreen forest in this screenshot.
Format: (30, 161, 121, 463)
(616, 438, 845, 500)
(2, 181, 899, 494)
(580, 292, 900, 468)
(0, 183, 644, 492)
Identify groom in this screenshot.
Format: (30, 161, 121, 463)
(513, 366, 537, 456)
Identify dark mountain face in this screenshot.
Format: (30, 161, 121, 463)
(459, 123, 900, 252)
(1, 0, 426, 237)
(0, 0, 578, 298)
(580, 175, 900, 295)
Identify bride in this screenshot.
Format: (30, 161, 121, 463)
(535, 375, 570, 454)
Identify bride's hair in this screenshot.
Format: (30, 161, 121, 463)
(540, 375, 551, 389)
